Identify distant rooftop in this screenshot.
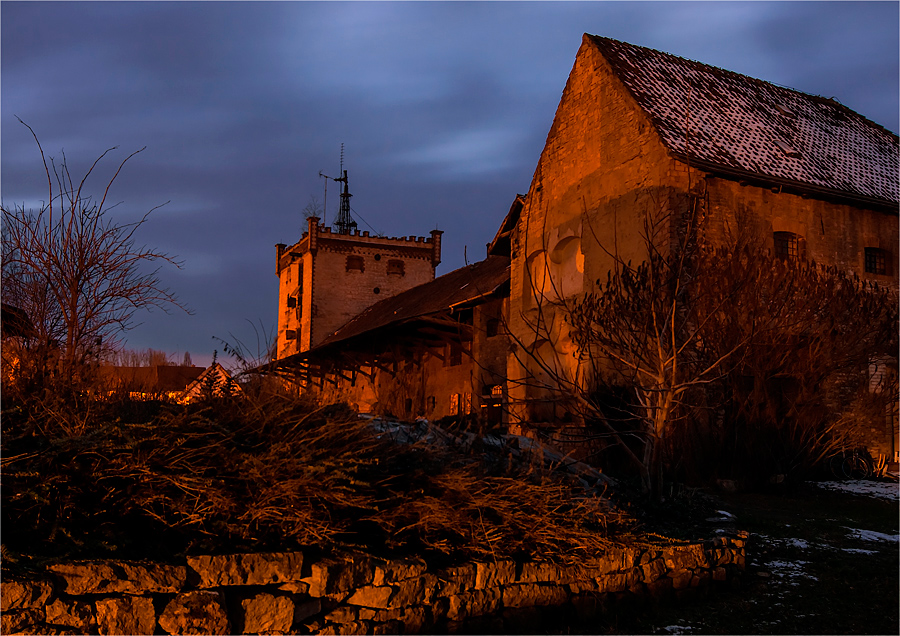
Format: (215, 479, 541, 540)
(589, 35, 899, 206)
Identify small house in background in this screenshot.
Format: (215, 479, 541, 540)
(178, 362, 242, 403)
(98, 363, 241, 403)
(1, 303, 35, 385)
(98, 365, 205, 402)
(1, 303, 34, 340)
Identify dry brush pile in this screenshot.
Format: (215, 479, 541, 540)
(1, 391, 637, 565)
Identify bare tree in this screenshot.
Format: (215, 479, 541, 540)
(1, 121, 189, 393)
(511, 191, 897, 495)
(302, 195, 324, 220)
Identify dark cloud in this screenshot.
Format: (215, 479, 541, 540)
(3, 1, 897, 365)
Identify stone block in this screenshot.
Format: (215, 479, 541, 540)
(1, 579, 54, 612)
(240, 592, 296, 634)
(399, 605, 428, 633)
(434, 564, 475, 597)
(716, 549, 733, 566)
(420, 573, 439, 604)
(304, 556, 373, 597)
(641, 558, 666, 582)
(518, 561, 562, 584)
(712, 567, 728, 582)
(372, 557, 427, 586)
(1, 609, 43, 634)
(566, 579, 598, 594)
(389, 576, 425, 608)
(187, 552, 304, 588)
(669, 570, 693, 590)
(323, 605, 359, 624)
(158, 591, 230, 635)
(444, 588, 501, 623)
(43, 598, 95, 630)
(599, 571, 628, 593)
(95, 596, 156, 636)
(277, 581, 309, 594)
(345, 585, 393, 609)
(474, 560, 515, 589)
(48, 561, 186, 595)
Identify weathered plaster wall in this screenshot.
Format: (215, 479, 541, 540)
(506, 35, 695, 422)
(506, 33, 899, 424)
(1, 534, 746, 635)
(704, 176, 899, 291)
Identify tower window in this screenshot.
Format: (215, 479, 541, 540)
(774, 232, 803, 261)
(486, 318, 501, 338)
(387, 259, 405, 276)
(865, 248, 889, 275)
(346, 255, 364, 272)
(287, 296, 297, 308)
(285, 329, 297, 340)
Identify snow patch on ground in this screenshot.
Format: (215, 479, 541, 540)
(842, 547, 878, 555)
(660, 623, 694, 634)
(767, 559, 818, 585)
(842, 526, 900, 543)
(813, 480, 899, 501)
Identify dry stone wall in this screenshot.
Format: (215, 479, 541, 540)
(1, 534, 746, 635)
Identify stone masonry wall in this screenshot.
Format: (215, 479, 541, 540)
(1, 534, 746, 635)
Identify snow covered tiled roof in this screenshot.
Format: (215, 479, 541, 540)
(589, 35, 899, 206)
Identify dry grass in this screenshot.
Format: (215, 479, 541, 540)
(1, 390, 636, 563)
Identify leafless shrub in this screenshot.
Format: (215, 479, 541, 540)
(1, 392, 635, 563)
(1, 120, 189, 402)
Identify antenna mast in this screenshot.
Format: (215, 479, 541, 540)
(333, 143, 357, 235)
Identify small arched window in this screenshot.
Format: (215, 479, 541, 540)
(774, 232, 804, 261)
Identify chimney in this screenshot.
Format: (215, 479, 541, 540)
(430, 229, 443, 267)
(307, 216, 320, 254)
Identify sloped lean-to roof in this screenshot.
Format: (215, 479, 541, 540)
(274, 256, 510, 370)
(589, 35, 899, 208)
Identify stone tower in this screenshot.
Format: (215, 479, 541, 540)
(275, 215, 443, 359)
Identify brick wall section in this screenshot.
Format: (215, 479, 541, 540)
(1, 534, 746, 635)
(704, 176, 899, 292)
(276, 219, 442, 359)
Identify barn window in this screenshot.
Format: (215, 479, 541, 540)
(774, 232, 803, 261)
(486, 318, 501, 338)
(446, 342, 463, 367)
(865, 248, 889, 275)
(387, 259, 405, 276)
(346, 255, 364, 272)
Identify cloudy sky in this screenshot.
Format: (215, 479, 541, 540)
(2, 1, 898, 367)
